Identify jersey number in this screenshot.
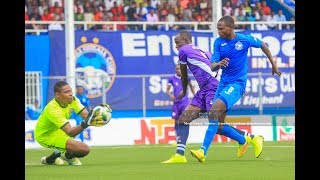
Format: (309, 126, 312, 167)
(224, 86, 234, 95)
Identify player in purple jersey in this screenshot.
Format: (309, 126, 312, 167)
(190, 15, 282, 163)
(166, 64, 196, 143)
(162, 30, 263, 163)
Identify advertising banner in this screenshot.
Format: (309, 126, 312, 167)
(26, 115, 282, 149)
(272, 115, 295, 141)
(47, 30, 294, 110)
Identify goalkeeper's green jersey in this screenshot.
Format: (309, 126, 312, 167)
(34, 96, 85, 139)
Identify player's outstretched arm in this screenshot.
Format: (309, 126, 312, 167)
(260, 42, 281, 76)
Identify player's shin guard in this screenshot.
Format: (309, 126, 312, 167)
(201, 120, 219, 156)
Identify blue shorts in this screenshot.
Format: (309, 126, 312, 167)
(212, 83, 245, 111)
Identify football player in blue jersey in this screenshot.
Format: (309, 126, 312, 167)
(190, 15, 281, 162)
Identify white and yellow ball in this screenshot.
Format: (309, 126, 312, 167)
(93, 104, 112, 125)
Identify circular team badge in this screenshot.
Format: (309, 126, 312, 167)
(74, 36, 116, 98)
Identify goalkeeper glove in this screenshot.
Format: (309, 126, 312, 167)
(80, 110, 94, 129)
(89, 115, 105, 127)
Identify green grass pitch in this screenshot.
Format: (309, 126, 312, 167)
(25, 141, 294, 180)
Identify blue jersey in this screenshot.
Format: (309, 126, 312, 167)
(76, 93, 91, 110)
(211, 33, 262, 88)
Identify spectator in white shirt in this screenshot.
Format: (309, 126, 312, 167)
(222, 1, 233, 16)
(146, 9, 159, 30)
(274, 9, 287, 29)
(274, 9, 286, 21)
(150, 0, 161, 9)
(48, 16, 63, 31)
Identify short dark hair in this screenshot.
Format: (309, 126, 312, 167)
(179, 30, 192, 41)
(219, 15, 235, 28)
(54, 81, 68, 93)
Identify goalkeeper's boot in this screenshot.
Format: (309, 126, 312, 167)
(190, 149, 206, 163)
(61, 153, 82, 166)
(251, 135, 264, 158)
(63, 157, 82, 166)
(161, 153, 187, 164)
(237, 135, 251, 158)
(40, 156, 64, 165)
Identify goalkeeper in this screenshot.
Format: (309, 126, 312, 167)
(34, 81, 105, 166)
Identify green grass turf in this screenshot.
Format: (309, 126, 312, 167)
(25, 141, 295, 180)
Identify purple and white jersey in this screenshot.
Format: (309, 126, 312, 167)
(168, 74, 190, 103)
(178, 44, 218, 88)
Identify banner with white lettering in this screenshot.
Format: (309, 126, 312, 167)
(48, 30, 294, 110)
(245, 30, 295, 73)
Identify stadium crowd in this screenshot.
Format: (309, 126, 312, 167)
(25, 0, 295, 31)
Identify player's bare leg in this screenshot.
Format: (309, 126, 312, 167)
(60, 139, 90, 165)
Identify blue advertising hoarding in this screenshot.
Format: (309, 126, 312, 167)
(29, 30, 294, 110)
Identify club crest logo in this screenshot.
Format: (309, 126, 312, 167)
(74, 36, 116, 98)
(235, 41, 243, 50)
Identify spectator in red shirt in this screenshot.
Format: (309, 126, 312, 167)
(52, 5, 64, 21)
(25, 5, 29, 21)
(111, 1, 124, 17)
(49, 1, 63, 14)
(113, 11, 127, 30)
(93, 7, 104, 21)
(260, 0, 271, 16)
(41, 8, 54, 21)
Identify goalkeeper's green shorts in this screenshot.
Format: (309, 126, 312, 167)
(35, 129, 73, 152)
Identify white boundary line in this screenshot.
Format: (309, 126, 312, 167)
(25, 145, 295, 151)
(106, 145, 295, 149)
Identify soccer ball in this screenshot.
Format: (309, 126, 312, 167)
(93, 104, 112, 125)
